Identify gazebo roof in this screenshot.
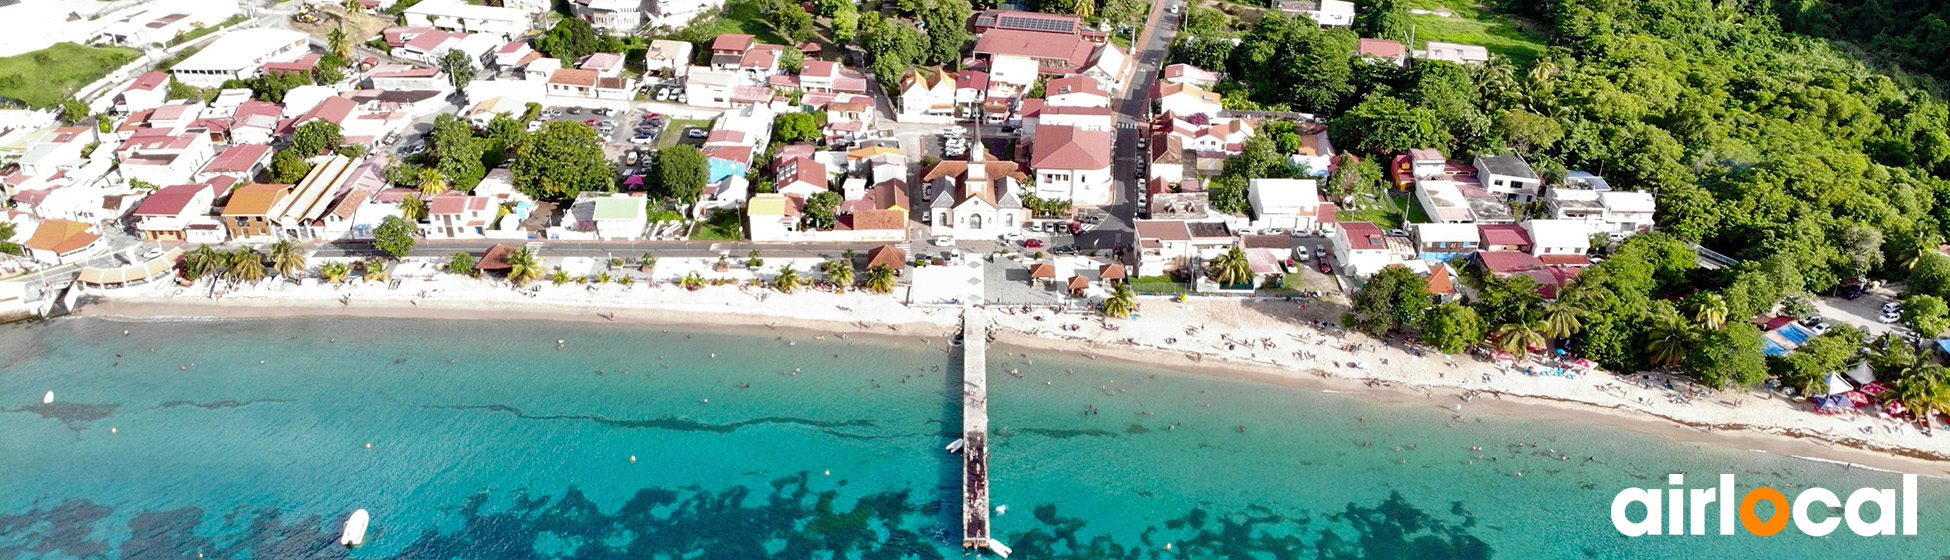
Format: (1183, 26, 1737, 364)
(1098, 263, 1126, 280)
(476, 244, 518, 271)
(1029, 262, 1056, 278)
(1067, 275, 1089, 290)
(866, 245, 906, 270)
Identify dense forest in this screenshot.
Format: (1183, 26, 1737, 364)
(1174, 0, 1950, 401)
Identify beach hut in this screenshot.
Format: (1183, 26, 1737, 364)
(475, 244, 518, 273)
(1029, 263, 1056, 285)
(1066, 275, 1089, 296)
(1098, 263, 1126, 285)
(866, 245, 906, 271)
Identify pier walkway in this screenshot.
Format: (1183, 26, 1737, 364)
(959, 308, 1000, 554)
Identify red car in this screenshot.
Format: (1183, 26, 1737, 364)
(1317, 260, 1333, 274)
(1022, 239, 1045, 248)
(584, 118, 599, 124)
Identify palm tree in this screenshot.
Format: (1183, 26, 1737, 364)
(549, 269, 571, 285)
(746, 249, 764, 268)
(638, 252, 658, 272)
(225, 248, 267, 284)
(342, 0, 366, 14)
(1645, 316, 1693, 369)
(181, 244, 220, 281)
(1205, 247, 1253, 287)
(1101, 283, 1137, 319)
(682, 271, 707, 290)
(326, 26, 351, 60)
(267, 240, 306, 278)
(823, 259, 854, 292)
(1492, 320, 1547, 358)
(417, 168, 448, 196)
(504, 248, 543, 286)
(1890, 366, 1950, 419)
(401, 195, 430, 221)
(361, 258, 390, 282)
(1690, 293, 1729, 330)
(1540, 299, 1584, 340)
(772, 265, 804, 293)
(864, 264, 897, 294)
(592, 271, 611, 284)
(318, 261, 351, 284)
(617, 275, 636, 286)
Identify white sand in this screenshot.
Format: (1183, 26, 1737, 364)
(73, 269, 1950, 475)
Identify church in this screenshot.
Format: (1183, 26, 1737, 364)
(925, 147, 1028, 240)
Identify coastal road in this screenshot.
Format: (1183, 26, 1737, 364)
(1077, 0, 1184, 254)
(306, 240, 898, 261)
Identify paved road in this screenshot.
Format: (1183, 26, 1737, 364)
(1078, 0, 1183, 254)
(305, 239, 900, 261)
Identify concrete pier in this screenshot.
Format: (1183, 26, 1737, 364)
(959, 308, 992, 551)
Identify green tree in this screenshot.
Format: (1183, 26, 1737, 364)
(649, 144, 708, 203)
(537, 18, 599, 60)
(1903, 294, 1950, 337)
(1229, 14, 1356, 113)
(803, 191, 841, 230)
(771, 265, 805, 293)
(400, 194, 429, 221)
(1492, 320, 1547, 357)
(1685, 322, 1769, 388)
(444, 252, 478, 276)
(1498, 109, 1564, 155)
(225, 249, 268, 284)
(1773, 325, 1864, 396)
(915, 0, 971, 65)
(1540, 298, 1584, 340)
(291, 121, 343, 156)
(1352, 0, 1410, 42)
(318, 261, 351, 284)
(512, 121, 614, 199)
(1101, 283, 1137, 319)
(504, 248, 543, 286)
(1342, 265, 1432, 336)
(327, 26, 351, 59)
(1687, 293, 1729, 330)
(429, 114, 486, 190)
(1205, 247, 1254, 286)
(373, 216, 417, 258)
(1470, 274, 1543, 327)
(1644, 313, 1693, 369)
(439, 49, 475, 89)
(58, 98, 88, 123)
(772, 112, 821, 144)
(1330, 93, 1453, 154)
(269, 150, 311, 182)
(180, 245, 221, 281)
(267, 240, 307, 278)
(823, 259, 854, 291)
(864, 263, 897, 293)
(1421, 301, 1486, 354)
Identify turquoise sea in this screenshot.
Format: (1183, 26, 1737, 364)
(0, 316, 1945, 559)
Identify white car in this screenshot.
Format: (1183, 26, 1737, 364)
(687, 128, 709, 138)
(1879, 311, 1903, 324)
(629, 135, 656, 145)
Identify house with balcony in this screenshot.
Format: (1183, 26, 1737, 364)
(1027, 124, 1113, 205)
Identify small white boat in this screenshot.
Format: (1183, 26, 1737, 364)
(42, 391, 53, 404)
(945, 438, 965, 453)
(987, 539, 1012, 558)
(340, 509, 369, 547)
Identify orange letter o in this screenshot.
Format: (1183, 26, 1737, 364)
(1740, 488, 1790, 536)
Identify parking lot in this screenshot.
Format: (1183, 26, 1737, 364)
(1813, 285, 1909, 340)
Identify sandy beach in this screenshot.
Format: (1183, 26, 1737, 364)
(65, 271, 1950, 476)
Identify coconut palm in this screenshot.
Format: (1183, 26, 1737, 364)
(772, 265, 804, 293)
(864, 264, 897, 294)
(326, 26, 351, 59)
(361, 258, 390, 282)
(746, 249, 764, 268)
(1690, 293, 1728, 330)
(1889, 366, 1950, 419)
(417, 167, 448, 196)
(267, 240, 307, 278)
(504, 248, 543, 286)
(592, 271, 611, 284)
(549, 269, 571, 285)
(401, 195, 430, 221)
(1491, 320, 1547, 358)
(1645, 316, 1693, 369)
(638, 252, 658, 271)
(823, 259, 854, 292)
(1205, 247, 1253, 287)
(342, 0, 366, 14)
(617, 275, 636, 286)
(318, 261, 351, 284)
(1540, 299, 1584, 340)
(181, 244, 221, 281)
(682, 271, 707, 290)
(225, 248, 267, 284)
(1101, 283, 1137, 319)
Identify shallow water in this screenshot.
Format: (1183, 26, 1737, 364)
(0, 316, 1943, 559)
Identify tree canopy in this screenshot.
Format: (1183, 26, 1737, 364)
(537, 18, 599, 60)
(511, 121, 613, 199)
(651, 144, 708, 203)
(1342, 265, 1432, 336)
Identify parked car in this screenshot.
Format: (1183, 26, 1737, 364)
(1810, 322, 1832, 334)
(687, 128, 709, 138)
(1883, 301, 1902, 313)
(1800, 315, 1823, 327)
(1023, 238, 1045, 248)
(1879, 311, 1903, 324)
(1312, 247, 1326, 259)
(568, 107, 582, 114)
(1316, 260, 1332, 274)
(629, 134, 656, 145)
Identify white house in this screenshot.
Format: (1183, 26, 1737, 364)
(1246, 178, 1323, 231)
(130, 180, 225, 242)
(402, 0, 530, 40)
(1474, 153, 1541, 202)
(1412, 222, 1480, 259)
(1522, 219, 1592, 265)
(1421, 41, 1491, 65)
(1159, 64, 1218, 87)
(1028, 124, 1113, 205)
(646, 0, 727, 29)
(925, 150, 1029, 240)
(21, 219, 103, 265)
(644, 39, 693, 78)
(1153, 82, 1223, 118)
(114, 72, 171, 114)
(1043, 75, 1110, 108)
(424, 193, 495, 238)
(169, 28, 311, 87)
(572, 0, 646, 36)
(1080, 43, 1132, 93)
(896, 68, 955, 123)
(1331, 221, 1402, 277)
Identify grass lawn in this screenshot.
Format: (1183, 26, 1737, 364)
(659, 119, 712, 149)
(1399, 0, 1549, 65)
(690, 209, 745, 240)
(1403, 192, 1432, 224)
(1339, 195, 1409, 230)
(713, 0, 791, 45)
(0, 43, 141, 108)
(168, 15, 249, 47)
(1131, 275, 1192, 294)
